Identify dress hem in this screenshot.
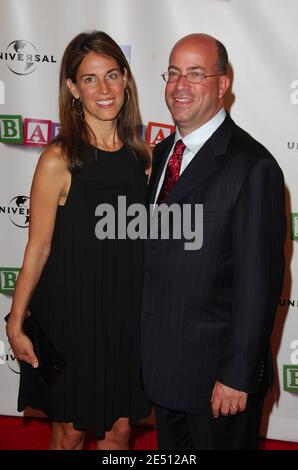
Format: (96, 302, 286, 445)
(18, 403, 152, 440)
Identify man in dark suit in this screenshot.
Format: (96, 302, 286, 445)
(141, 33, 286, 450)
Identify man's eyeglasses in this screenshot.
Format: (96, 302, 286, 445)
(161, 70, 223, 84)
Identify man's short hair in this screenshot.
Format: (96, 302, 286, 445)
(216, 40, 228, 74)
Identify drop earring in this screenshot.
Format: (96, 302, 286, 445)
(72, 97, 84, 116)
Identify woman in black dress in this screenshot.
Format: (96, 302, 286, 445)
(6, 31, 152, 450)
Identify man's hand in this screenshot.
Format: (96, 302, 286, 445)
(211, 381, 248, 418)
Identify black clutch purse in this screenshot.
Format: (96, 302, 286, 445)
(5, 311, 65, 386)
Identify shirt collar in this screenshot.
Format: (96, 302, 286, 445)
(175, 108, 226, 153)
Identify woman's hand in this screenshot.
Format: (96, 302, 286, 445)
(6, 320, 39, 368)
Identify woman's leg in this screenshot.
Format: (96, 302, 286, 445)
(96, 417, 131, 450)
(50, 421, 85, 450)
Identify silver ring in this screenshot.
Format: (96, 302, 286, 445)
(230, 404, 238, 408)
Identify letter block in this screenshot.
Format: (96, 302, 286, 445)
(0, 115, 23, 143)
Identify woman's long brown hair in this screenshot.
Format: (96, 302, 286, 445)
(53, 31, 150, 172)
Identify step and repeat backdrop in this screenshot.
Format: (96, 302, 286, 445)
(0, 0, 298, 442)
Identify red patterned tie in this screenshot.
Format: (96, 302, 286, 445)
(157, 139, 186, 204)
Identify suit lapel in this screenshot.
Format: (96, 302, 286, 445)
(164, 114, 235, 205)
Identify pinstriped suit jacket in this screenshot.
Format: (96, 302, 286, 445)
(141, 113, 286, 414)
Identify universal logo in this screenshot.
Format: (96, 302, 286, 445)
(279, 298, 298, 308)
(6, 347, 20, 374)
(287, 141, 298, 151)
(0, 342, 20, 374)
(0, 196, 30, 228)
(0, 40, 56, 75)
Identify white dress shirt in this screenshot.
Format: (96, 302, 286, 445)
(154, 108, 226, 205)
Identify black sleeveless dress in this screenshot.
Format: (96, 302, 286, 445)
(18, 142, 152, 438)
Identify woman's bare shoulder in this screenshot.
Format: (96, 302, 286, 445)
(37, 143, 68, 174)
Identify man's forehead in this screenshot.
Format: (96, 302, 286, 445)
(169, 42, 218, 68)
(172, 38, 217, 56)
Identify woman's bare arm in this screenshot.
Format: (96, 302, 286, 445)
(6, 144, 70, 367)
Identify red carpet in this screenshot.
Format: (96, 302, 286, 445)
(0, 416, 157, 450)
(1, 416, 298, 450)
